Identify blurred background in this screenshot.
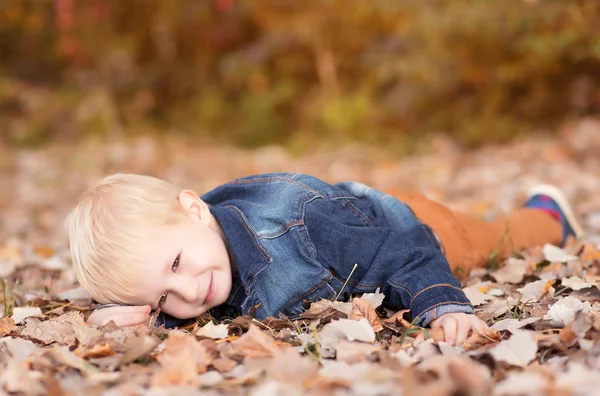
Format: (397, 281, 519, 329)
(1, 0, 600, 250)
(1, 0, 600, 150)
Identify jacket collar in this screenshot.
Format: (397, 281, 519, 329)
(209, 205, 270, 294)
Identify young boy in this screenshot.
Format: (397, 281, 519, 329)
(67, 173, 583, 346)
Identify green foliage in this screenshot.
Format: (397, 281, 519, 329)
(1, 0, 599, 148)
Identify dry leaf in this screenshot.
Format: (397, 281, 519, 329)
(0, 317, 16, 335)
(21, 311, 84, 345)
(152, 331, 212, 387)
(196, 321, 229, 339)
(543, 244, 578, 262)
(324, 318, 376, 343)
(543, 296, 592, 326)
(517, 279, 555, 302)
(463, 328, 501, 351)
(211, 356, 238, 373)
(495, 371, 549, 395)
(334, 339, 382, 363)
(0, 337, 38, 364)
(230, 324, 281, 358)
(491, 317, 540, 333)
(358, 288, 385, 309)
(349, 298, 383, 332)
(561, 276, 597, 291)
(491, 258, 527, 284)
(489, 332, 538, 367)
(463, 285, 493, 306)
(11, 306, 43, 324)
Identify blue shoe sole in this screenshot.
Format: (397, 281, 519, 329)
(526, 184, 584, 239)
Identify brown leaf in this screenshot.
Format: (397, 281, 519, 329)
(463, 328, 501, 351)
(301, 299, 347, 323)
(152, 331, 212, 387)
(383, 309, 412, 328)
(230, 324, 282, 359)
(0, 317, 16, 335)
(78, 344, 116, 359)
(211, 356, 238, 373)
(34, 345, 100, 377)
(447, 358, 491, 395)
(349, 298, 383, 332)
(245, 347, 319, 387)
(559, 325, 578, 345)
(334, 339, 382, 363)
(21, 311, 84, 345)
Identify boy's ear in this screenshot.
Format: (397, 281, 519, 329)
(178, 190, 210, 224)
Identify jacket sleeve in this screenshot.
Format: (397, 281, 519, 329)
(368, 232, 474, 326)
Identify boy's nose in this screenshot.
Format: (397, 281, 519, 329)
(178, 276, 199, 302)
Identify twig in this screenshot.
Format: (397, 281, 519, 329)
(334, 263, 358, 302)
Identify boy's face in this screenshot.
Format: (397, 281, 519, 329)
(130, 193, 233, 319)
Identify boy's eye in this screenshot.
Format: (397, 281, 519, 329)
(159, 292, 168, 305)
(172, 254, 180, 272)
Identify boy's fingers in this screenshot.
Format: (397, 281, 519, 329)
(441, 318, 458, 345)
(455, 318, 471, 345)
(472, 318, 487, 332)
(104, 312, 150, 327)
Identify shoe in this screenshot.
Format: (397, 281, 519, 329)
(524, 184, 584, 244)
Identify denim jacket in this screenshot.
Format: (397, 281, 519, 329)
(100, 173, 474, 328)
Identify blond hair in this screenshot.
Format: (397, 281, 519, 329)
(66, 174, 188, 303)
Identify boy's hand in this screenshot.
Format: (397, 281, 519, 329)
(417, 312, 488, 346)
(87, 305, 152, 327)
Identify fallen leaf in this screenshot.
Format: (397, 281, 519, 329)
(152, 331, 212, 387)
(230, 324, 281, 358)
(211, 356, 238, 373)
(463, 328, 501, 351)
(302, 299, 333, 318)
(517, 279, 555, 302)
(246, 347, 319, 387)
(0, 337, 38, 364)
(494, 371, 549, 395)
(11, 306, 43, 324)
(0, 317, 16, 335)
(543, 244, 578, 262)
(543, 296, 592, 326)
(349, 298, 383, 332)
(491, 258, 527, 284)
(489, 332, 538, 367)
(358, 287, 385, 309)
(463, 285, 494, 306)
(561, 276, 597, 291)
(491, 317, 540, 333)
(334, 339, 382, 363)
(78, 344, 116, 359)
(324, 318, 376, 343)
(196, 321, 229, 339)
(21, 311, 84, 344)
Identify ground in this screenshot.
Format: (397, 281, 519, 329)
(1, 119, 600, 395)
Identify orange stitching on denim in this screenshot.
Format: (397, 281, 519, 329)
(260, 220, 304, 239)
(229, 206, 270, 262)
(343, 200, 374, 227)
(409, 283, 465, 310)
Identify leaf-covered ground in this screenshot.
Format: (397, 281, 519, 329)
(1, 120, 600, 395)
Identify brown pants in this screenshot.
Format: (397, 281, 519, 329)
(385, 189, 562, 278)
